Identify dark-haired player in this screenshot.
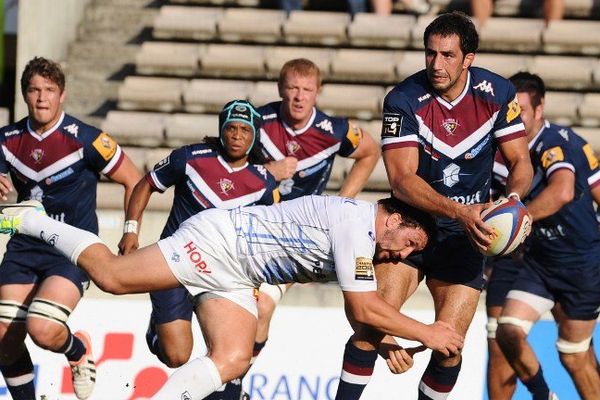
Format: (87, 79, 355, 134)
(118, 100, 279, 392)
(0, 56, 140, 400)
(495, 72, 600, 400)
(337, 11, 533, 400)
(0, 195, 463, 400)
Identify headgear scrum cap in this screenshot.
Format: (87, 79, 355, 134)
(218, 100, 262, 155)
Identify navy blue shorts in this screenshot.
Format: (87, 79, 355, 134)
(511, 256, 600, 320)
(406, 231, 486, 290)
(150, 286, 194, 324)
(0, 235, 89, 296)
(485, 256, 522, 308)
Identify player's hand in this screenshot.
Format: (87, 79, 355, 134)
(118, 233, 139, 255)
(421, 321, 463, 357)
(265, 157, 298, 181)
(0, 174, 13, 201)
(456, 203, 494, 252)
(380, 341, 427, 374)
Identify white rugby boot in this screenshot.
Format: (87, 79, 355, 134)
(0, 200, 45, 235)
(70, 331, 97, 400)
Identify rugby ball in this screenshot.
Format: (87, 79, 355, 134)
(480, 197, 530, 257)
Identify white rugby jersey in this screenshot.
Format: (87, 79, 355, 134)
(229, 195, 377, 292)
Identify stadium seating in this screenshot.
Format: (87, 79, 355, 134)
(60, 0, 600, 210)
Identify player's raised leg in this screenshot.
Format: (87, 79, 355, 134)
(0, 201, 181, 294)
(153, 295, 257, 400)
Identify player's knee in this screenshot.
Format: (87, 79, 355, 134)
(557, 336, 592, 371)
(215, 349, 252, 382)
(161, 347, 192, 368)
(26, 298, 70, 349)
(496, 317, 531, 343)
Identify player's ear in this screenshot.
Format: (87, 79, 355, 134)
(535, 98, 545, 121)
(387, 212, 403, 228)
(463, 53, 475, 69)
(59, 89, 66, 104)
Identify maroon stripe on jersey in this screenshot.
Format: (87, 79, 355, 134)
(382, 141, 418, 152)
(496, 130, 526, 144)
(416, 94, 501, 148)
(5, 131, 82, 171)
(105, 152, 124, 177)
(591, 180, 600, 189)
(422, 375, 453, 393)
(262, 121, 339, 161)
(187, 158, 266, 201)
(342, 361, 374, 376)
(145, 174, 162, 192)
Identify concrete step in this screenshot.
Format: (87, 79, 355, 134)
(66, 79, 121, 97)
(68, 42, 140, 62)
(81, 5, 157, 30)
(90, 0, 160, 7)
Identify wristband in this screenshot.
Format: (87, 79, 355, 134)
(507, 192, 520, 202)
(123, 220, 138, 234)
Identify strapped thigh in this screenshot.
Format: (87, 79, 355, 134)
(0, 300, 28, 324)
(27, 298, 72, 326)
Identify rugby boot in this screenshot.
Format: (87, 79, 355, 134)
(0, 200, 45, 235)
(70, 331, 96, 400)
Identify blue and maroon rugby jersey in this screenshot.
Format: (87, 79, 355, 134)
(258, 101, 362, 201)
(0, 112, 124, 233)
(526, 121, 600, 267)
(381, 67, 526, 231)
(146, 143, 279, 238)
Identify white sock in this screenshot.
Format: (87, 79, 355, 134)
(152, 357, 222, 400)
(20, 211, 103, 264)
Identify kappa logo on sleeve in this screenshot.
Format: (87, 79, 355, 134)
(382, 114, 402, 138)
(355, 257, 374, 281)
(92, 132, 117, 161)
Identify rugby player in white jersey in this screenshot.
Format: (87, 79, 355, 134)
(0, 195, 464, 399)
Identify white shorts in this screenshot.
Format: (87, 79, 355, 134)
(157, 210, 259, 317)
(259, 283, 289, 304)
